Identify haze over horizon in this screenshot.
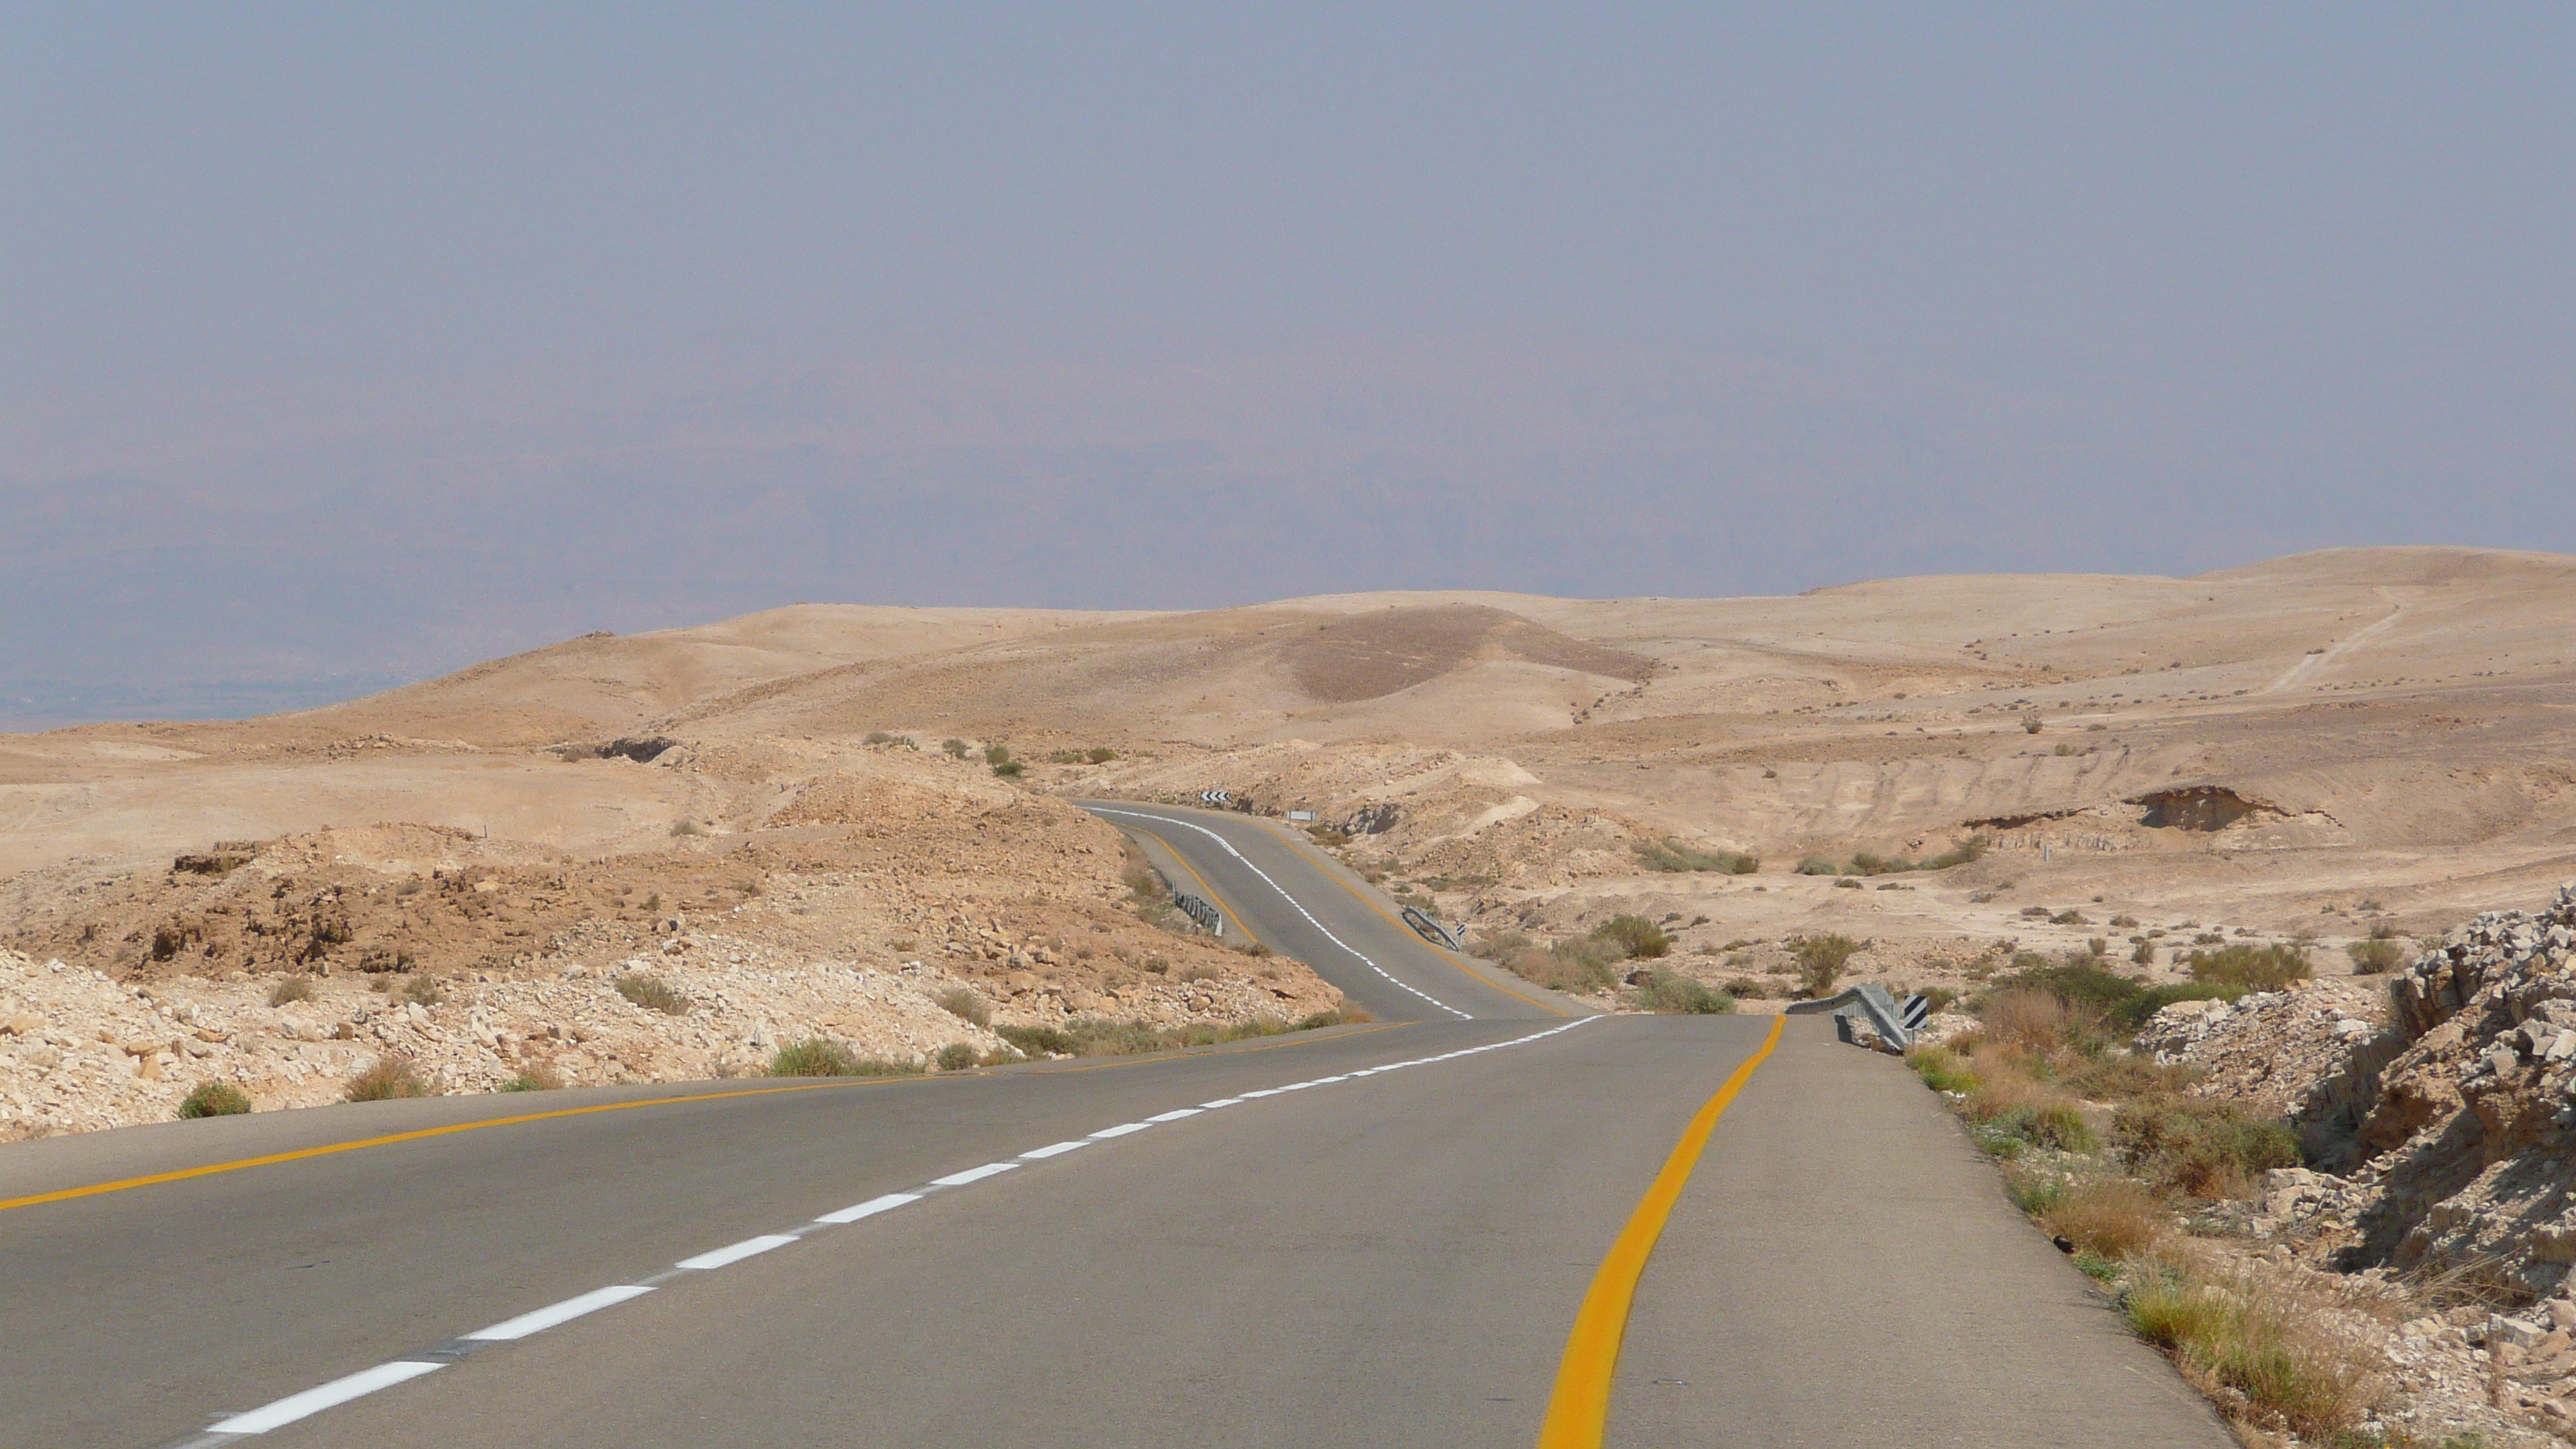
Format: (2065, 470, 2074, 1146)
(5, 6, 2571, 728)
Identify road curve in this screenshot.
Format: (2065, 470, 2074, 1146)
(1078, 799, 1584, 1022)
(0, 814, 2232, 1449)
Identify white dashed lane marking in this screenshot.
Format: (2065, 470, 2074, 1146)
(1088, 806, 1473, 1019)
(674, 1235, 798, 1271)
(159, 1015, 1599, 1446)
(814, 1192, 920, 1225)
(927, 1163, 1018, 1187)
(463, 1286, 655, 1342)
(207, 1361, 447, 1435)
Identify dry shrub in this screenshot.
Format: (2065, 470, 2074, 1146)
(934, 987, 992, 1028)
(1980, 988, 2075, 1053)
(500, 1062, 563, 1092)
(2113, 1096, 2300, 1199)
(613, 971, 691, 1015)
(1966, 1062, 2097, 1152)
(2041, 1177, 2164, 1259)
(268, 974, 317, 1006)
(2126, 1254, 2378, 1440)
(346, 1056, 430, 1101)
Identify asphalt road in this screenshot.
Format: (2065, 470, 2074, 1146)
(1081, 800, 1579, 1023)
(0, 806, 2231, 1449)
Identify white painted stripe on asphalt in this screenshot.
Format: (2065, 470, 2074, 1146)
(464, 1285, 655, 1341)
(1090, 806, 1474, 1019)
(1146, 1108, 1203, 1122)
(814, 1192, 923, 1224)
(929, 1163, 1018, 1187)
(676, 1234, 798, 1270)
(176, 1013, 1607, 1443)
(1020, 1140, 1089, 1160)
(212, 1360, 446, 1434)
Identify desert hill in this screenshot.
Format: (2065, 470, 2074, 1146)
(5, 544, 2575, 1139)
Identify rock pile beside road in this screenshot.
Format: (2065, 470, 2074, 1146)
(2137, 976, 2389, 1118)
(2169, 886, 2576, 1316)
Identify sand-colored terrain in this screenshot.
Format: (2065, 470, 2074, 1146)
(5, 546, 2573, 1134)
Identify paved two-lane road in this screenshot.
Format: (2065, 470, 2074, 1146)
(0, 803, 2229, 1448)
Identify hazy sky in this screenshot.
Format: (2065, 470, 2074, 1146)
(4, 5, 2571, 721)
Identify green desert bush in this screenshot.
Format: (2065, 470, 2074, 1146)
(1983, 955, 2236, 1031)
(499, 1063, 563, 1091)
(2345, 938, 2405, 974)
(769, 1039, 922, 1077)
(1636, 839, 1759, 875)
(1629, 968, 1734, 1014)
(1909, 1046, 1981, 1094)
(613, 972, 691, 1015)
(1791, 933, 1862, 998)
(995, 1023, 1077, 1057)
(1848, 837, 1987, 875)
(2113, 1095, 2300, 1198)
(177, 1081, 252, 1118)
(1591, 915, 1671, 960)
(1793, 857, 1840, 875)
(2124, 1257, 2375, 1439)
(2184, 944, 2313, 994)
(934, 1043, 979, 1071)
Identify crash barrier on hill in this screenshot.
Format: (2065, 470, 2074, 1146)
(1399, 905, 1464, 951)
(1173, 892, 1224, 936)
(1784, 982, 1926, 1052)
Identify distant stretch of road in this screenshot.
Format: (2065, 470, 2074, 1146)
(1078, 800, 1579, 1022)
(0, 803, 2230, 1448)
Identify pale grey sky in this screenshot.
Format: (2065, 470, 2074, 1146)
(3, 5, 2571, 724)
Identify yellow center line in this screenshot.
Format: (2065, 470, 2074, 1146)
(1132, 824, 1271, 951)
(1, 1022, 1413, 1214)
(1537, 1014, 1785, 1449)
(0, 1077, 904, 1214)
(1259, 820, 1570, 1017)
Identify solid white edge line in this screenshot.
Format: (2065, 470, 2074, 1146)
(463, 1285, 655, 1341)
(212, 1360, 446, 1434)
(814, 1192, 923, 1224)
(675, 1234, 798, 1271)
(1089, 1122, 1150, 1138)
(929, 1163, 1018, 1187)
(1020, 1140, 1088, 1160)
(1200, 1098, 1244, 1108)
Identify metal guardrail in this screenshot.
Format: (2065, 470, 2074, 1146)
(1783, 982, 1922, 1051)
(1172, 892, 1224, 937)
(1399, 906, 1464, 951)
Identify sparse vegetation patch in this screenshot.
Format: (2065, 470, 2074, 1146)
(177, 1081, 252, 1118)
(1635, 838, 1759, 874)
